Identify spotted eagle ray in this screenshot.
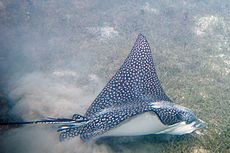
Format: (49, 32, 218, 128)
(0, 34, 206, 141)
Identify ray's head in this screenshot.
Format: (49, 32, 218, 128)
(174, 104, 197, 124)
(151, 101, 206, 134)
(176, 103, 206, 127)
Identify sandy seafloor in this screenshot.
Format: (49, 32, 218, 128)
(0, 0, 229, 153)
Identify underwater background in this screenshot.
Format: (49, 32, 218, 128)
(0, 0, 229, 153)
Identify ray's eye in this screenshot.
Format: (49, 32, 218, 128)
(175, 113, 183, 122)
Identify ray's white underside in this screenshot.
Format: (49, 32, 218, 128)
(101, 112, 198, 137)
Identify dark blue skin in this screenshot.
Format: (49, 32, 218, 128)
(59, 34, 199, 141)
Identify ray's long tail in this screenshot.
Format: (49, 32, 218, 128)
(0, 114, 89, 128)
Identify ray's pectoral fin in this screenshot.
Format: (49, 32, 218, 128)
(85, 33, 172, 118)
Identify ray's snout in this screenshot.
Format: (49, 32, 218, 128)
(176, 105, 207, 129)
(194, 119, 207, 129)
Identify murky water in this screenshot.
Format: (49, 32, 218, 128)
(0, 1, 229, 153)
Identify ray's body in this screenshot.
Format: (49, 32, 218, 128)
(59, 34, 205, 141)
(0, 34, 206, 142)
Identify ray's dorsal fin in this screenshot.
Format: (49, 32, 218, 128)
(85, 34, 171, 117)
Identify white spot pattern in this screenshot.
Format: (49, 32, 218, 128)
(85, 34, 171, 117)
(59, 34, 197, 142)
